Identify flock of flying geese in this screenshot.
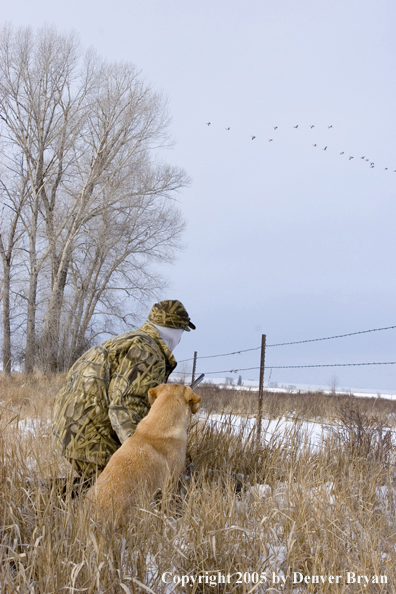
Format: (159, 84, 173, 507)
(205, 122, 394, 171)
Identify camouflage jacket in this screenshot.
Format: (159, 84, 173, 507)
(52, 321, 177, 468)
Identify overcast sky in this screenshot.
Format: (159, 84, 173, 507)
(3, 0, 395, 390)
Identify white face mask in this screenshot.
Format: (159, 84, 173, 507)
(151, 324, 184, 352)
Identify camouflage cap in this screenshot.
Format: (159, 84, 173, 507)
(148, 300, 196, 332)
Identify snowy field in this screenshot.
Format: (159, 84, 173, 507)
(2, 389, 395, 592)
(171, 374, 396, 400)
(197, 413, 332, 449)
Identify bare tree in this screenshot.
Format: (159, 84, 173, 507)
(0, 24, 188, 373)
(0, 25, 88, 371)
(57, 175, 186, 368)
(0, 139, 31, 373)
(0, 199, 24, 374)
(329, 374, 339, 394)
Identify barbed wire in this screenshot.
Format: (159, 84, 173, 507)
(267, 325, 396, 347)
(178, 345, 261, 363)
(177, 325, 396, 363)
(200, 362, 396, 375)
(175, 361, 396, 376)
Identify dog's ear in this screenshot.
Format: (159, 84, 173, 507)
(183, 388, 201, 414)
(148, 385, 162, 406)
(190, 393, 201, 414)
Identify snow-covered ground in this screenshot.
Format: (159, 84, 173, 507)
(6, 411, 396, 593)
(171, 374, 396, 400)
(15, 410, 396, 449)
(197, 413, 332, 450)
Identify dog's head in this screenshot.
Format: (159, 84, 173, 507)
(148, 384, 201, 414)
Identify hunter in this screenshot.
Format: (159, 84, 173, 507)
(52, 300, 195, 481)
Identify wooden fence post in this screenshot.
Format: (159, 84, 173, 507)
(191, 351, 197, 385)
(256, 334, 266, 443)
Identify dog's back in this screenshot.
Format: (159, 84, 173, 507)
(86, 384, 201, 526)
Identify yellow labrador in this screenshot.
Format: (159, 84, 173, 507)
(86, 383, 201, 526)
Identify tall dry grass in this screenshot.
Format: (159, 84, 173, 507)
(196, 383, 396, 426)
(0, 374, 395, 593)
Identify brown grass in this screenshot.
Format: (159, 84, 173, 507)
(195, 383, 396, 425)
(0, 373, 395, 593)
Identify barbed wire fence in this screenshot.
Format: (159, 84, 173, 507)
(175, 325, 396, 441)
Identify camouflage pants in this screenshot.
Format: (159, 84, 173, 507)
(67, 457, 105, 482)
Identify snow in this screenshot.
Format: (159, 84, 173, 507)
(198, 412, 332, 450)
(171, 374, 396, 400)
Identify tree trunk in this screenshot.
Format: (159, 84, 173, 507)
(24, 191, 40, 374)
(40, 265, 68, 372)
(1, 259, 12, 375)
(24, 269, 39, 374)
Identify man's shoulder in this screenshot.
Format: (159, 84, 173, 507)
(102, 323, 163, 356)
